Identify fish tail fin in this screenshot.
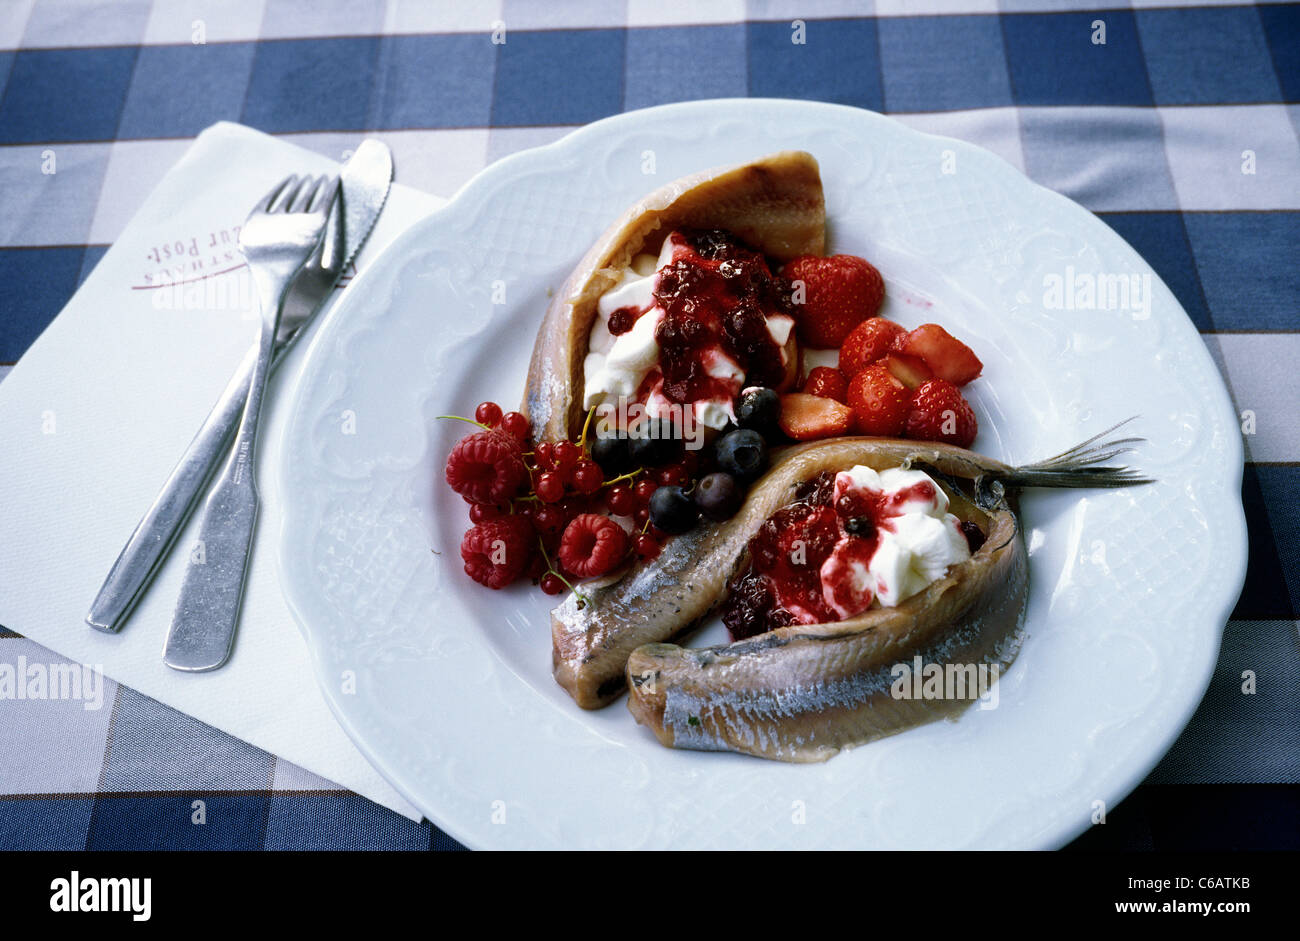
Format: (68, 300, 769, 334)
(992, 416, 1155, 492)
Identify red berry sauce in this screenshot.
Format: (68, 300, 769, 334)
(648, 229, 793, 406)
(832, 476, 940, 532)
(721, 470, 981, 640)
(722, 472, 838, 640)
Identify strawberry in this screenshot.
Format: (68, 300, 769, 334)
(838, 317, 906, 378)
(904, 379, 977, 448)
(558, 513, 629, 578)
(783, 254, 885, 349)
(460, 515, 534, 588)
(899, 323, 983, 386)
(880, 352, 932, 390)
(444, 429, 527, 505)
(802, 365, 848, 403)
(778, 392, 852, 441)
(847, 364, 910, 436)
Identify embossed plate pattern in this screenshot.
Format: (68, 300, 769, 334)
(275, 100, 1247, 849)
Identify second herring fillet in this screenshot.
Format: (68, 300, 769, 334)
(625, 506, 1027, 762)
(551, 437, 1020, 709)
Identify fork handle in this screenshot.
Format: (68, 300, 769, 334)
(86, 344, 257, 633)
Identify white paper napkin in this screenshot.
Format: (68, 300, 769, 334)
(0, 122, 447, 821)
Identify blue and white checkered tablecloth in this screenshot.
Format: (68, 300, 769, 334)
(0, 0, 1297, 851)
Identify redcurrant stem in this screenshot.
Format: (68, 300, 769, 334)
(602, 467, 645, 488)
(578, 406, 597, 453)
(436, 414, 492, 432)
(537, 537, 588, 605)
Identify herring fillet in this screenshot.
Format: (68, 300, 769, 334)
(624, 506, 1028, 762)
(523, 150, 825, 444)
(551, 438, 1020, 710)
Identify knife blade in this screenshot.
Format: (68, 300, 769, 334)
(86, 141, 394, 635)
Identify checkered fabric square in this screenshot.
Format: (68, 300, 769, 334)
(1, 0, 1297, 851)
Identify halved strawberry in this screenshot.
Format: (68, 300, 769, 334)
(802, 365, 848, 403)
(778, 392, 853, 441)
(846, 364, 909, 436)
(839, 317, 905, 379)
(881, 352, 932, 390)
(899, 324, 982, 386)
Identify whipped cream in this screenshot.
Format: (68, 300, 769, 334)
(820, 466, 971, 617)
(581, 231, 792, 431)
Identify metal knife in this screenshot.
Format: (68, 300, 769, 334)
(86, 140, 394, 635)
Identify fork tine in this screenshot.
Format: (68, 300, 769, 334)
(286, 175, 317, 214)
(294, 174, 327, 214)
(273, 175, 311, 213)
(258, 173, 298, 213)
(308, 175, 340, 215)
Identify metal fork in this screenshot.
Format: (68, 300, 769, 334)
(162, 173, 337, 672)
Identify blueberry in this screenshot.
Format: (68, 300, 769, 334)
(628, 420, 683, 467)
(591, 433, 631, 475)
(648, 485, 699, 534)
(714, 429, 769, 483)
(736, 387, 781, 439)
(694, 472, 744, 521)
(844, 516, 875, 537)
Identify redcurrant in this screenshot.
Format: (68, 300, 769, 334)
(468, 503, 503, 523)
(607, 485, 636, 516)
(571, 460, 603, 494)
(475, 401, 503, 427)
(535, 472, 564, 503)
(501, 411, 530, 441)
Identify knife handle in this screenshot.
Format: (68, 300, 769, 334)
(85, 345, 256, 633)
(161, 450, 259, 671)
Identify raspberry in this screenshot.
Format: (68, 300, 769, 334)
(444, 430, 527, 505)
(460, 516, 533, 589)
(904, 379, 978, 448)
(557, 513, 629, 578)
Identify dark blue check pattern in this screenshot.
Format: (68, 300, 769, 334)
(1, 0, 1297, 851)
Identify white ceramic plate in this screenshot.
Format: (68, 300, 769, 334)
(275, 100, 1247, 849)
